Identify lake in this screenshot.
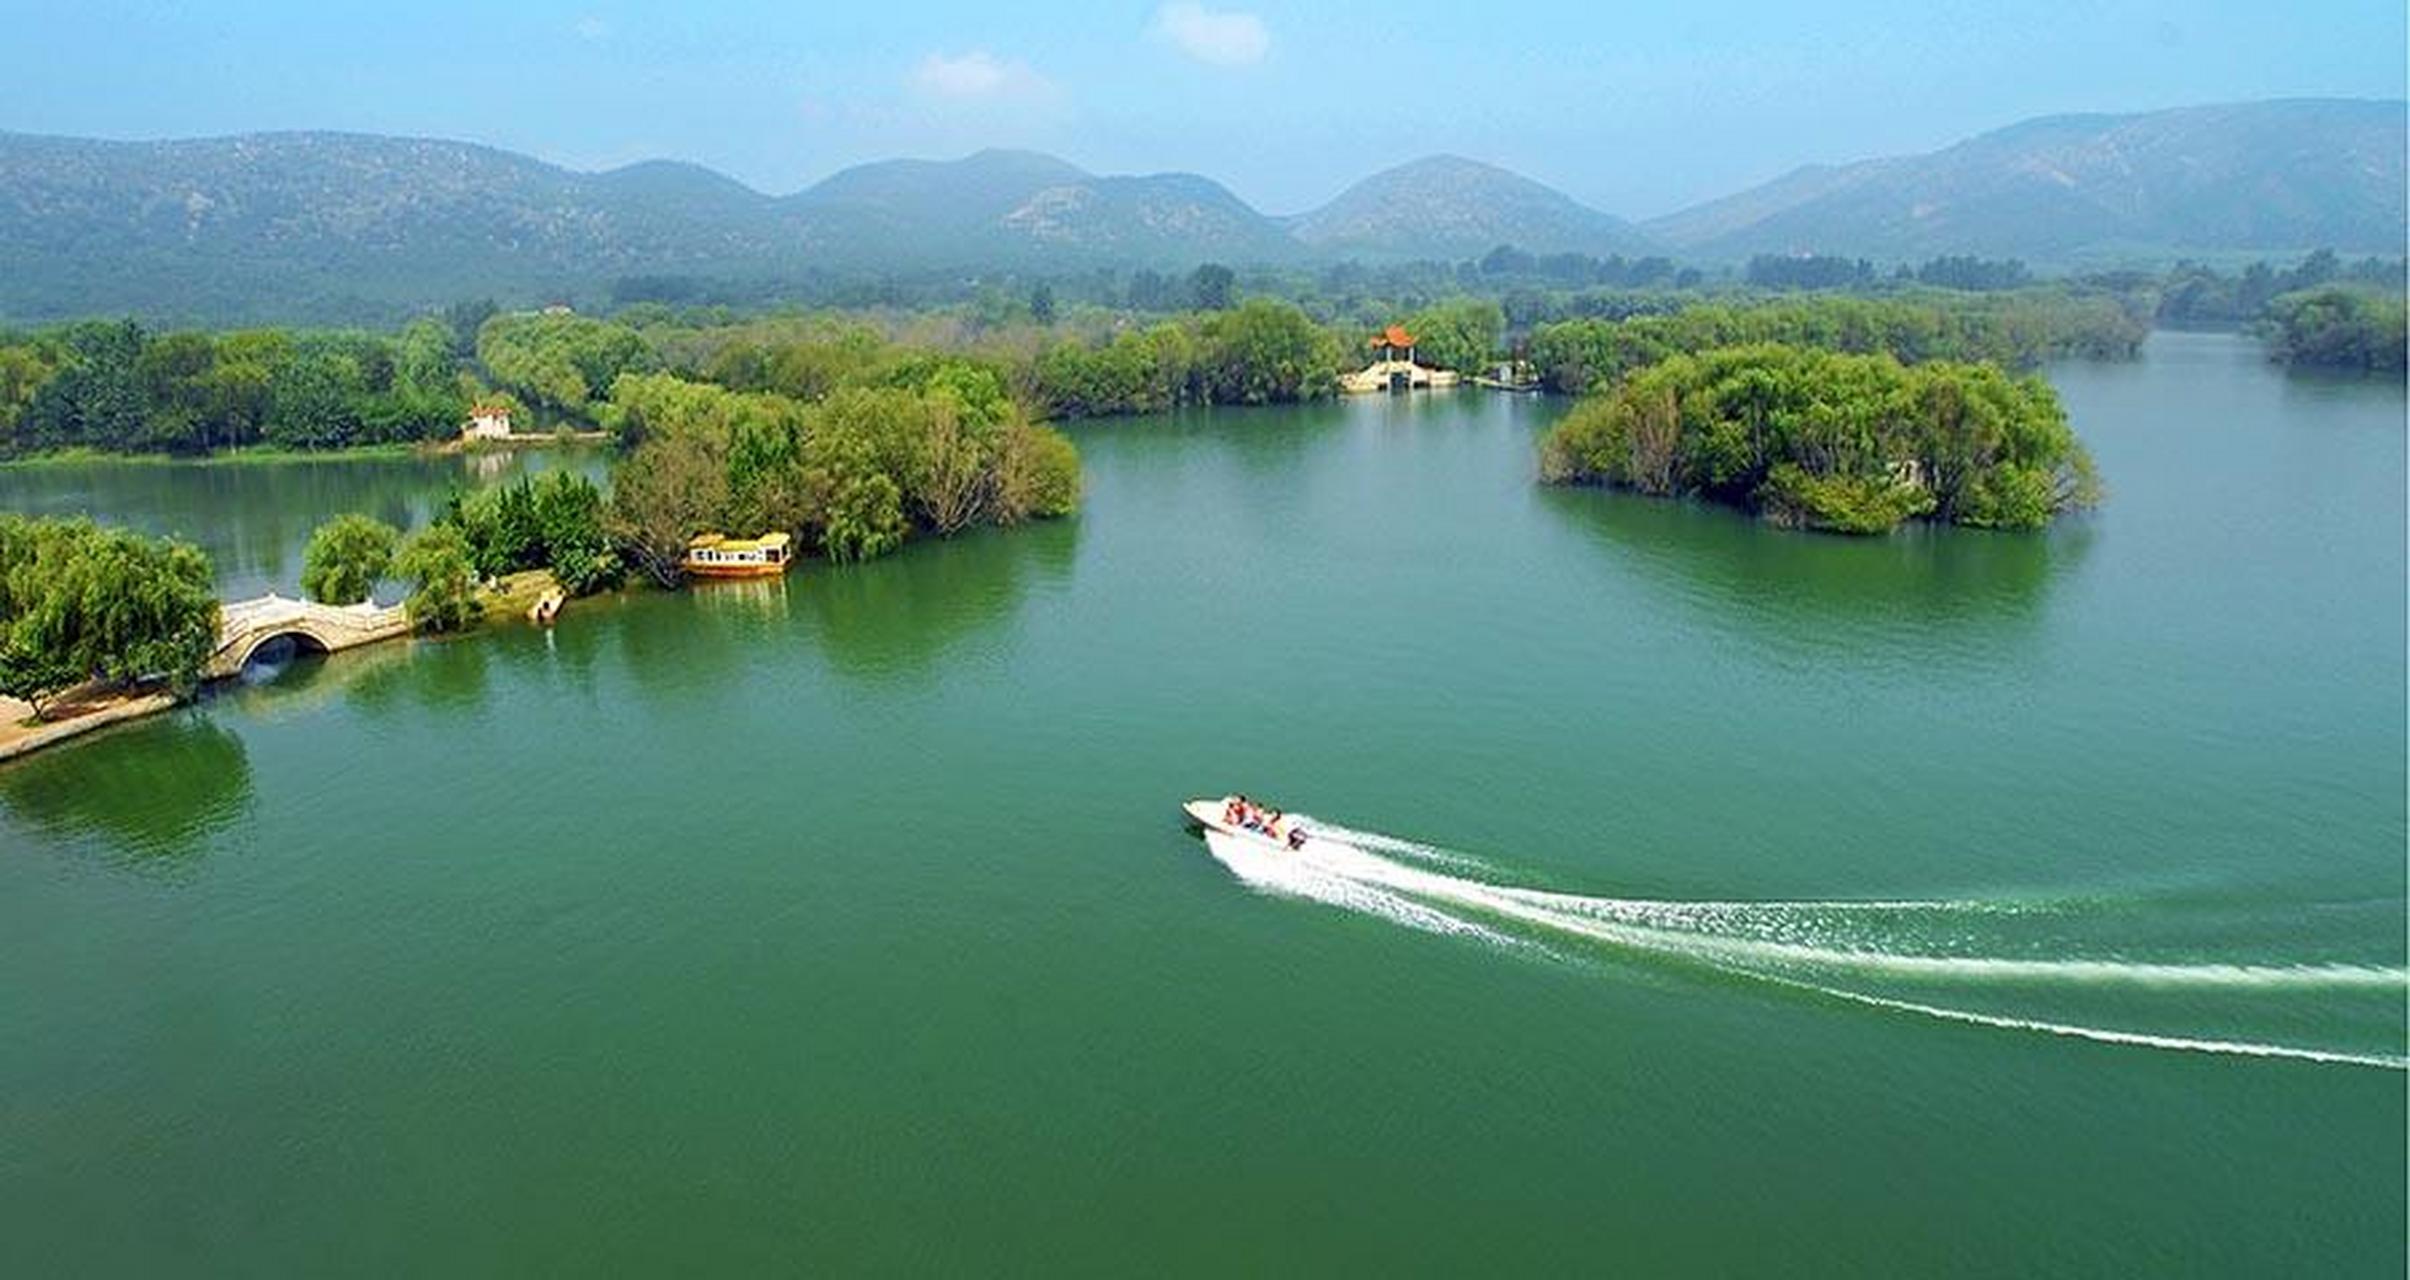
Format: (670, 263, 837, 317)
(1, 331, 2401, 1274)
(0, 447, 608, 602)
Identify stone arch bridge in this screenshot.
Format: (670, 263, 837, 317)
(206, 594, 410, 680)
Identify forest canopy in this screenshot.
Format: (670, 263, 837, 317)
(2255, 288, 2406, 374)
(603, 360, 1079, 585)
(1540, 344, 2099, 534)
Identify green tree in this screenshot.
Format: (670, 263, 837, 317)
(203, 330, 292, 449)
(134, 330, 221, 452)
(23, 320, 149, 452)
(0, 516, 218, 716)
(299, 514, 400, 605)
(393, 525, 480, 632)
(1188, 263, 1237, 311)
(0, 340, 62, 447)
(1403, 299, 1506, 375)
(478, 312, 658, 419)
(263, 346, 367, 448)
(1197, 299, 1341, 403)
(2259, 287, 2407, 373)
(995, 423, 1082, 521)
(803, 388, 916, 561)
(528, 471, 622, 594)
(608, 431, 732, 587)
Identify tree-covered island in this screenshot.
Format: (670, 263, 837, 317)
(1540, 345, 2099, 534)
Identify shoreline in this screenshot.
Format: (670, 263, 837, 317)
(0, 567, 596, 767)
(0, 434, 612, 469)
(0, 688, 181, 763)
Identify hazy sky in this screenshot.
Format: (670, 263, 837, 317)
(2, 0, 2401, 216)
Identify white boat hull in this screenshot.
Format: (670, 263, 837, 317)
(1182, 797, 1309, 850)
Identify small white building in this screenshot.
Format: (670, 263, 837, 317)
(462, 405, 513, 441)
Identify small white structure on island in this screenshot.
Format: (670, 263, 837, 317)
(462, 404, 514, 441)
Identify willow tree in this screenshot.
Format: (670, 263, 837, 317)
(0, 516, 218, 717)
(300, 513, 399, 605)
(393, 525, 480, 633)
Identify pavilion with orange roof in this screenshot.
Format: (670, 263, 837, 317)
(1341, 323, 1460, 393)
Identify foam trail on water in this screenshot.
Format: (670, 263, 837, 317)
(1201, 832, 1519, 947)
(1495, 889, 2406, 991)
(1199, 819, 2409, 1070)
(1300, 820, 1500, 874)
(1763, 973, 2410, 1070)
(1303, 818, 2005, 914)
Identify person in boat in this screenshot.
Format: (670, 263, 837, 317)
(1223, 796, 1245, 826)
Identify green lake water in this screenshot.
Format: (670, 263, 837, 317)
(1, 331, 2402, 1275)
(0, 447, 608, 602)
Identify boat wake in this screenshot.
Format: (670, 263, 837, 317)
(1201, 820, 2409, 1070)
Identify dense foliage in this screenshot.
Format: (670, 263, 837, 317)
(441, 472, 623, 595)
(1399, 299, 1507, 375)
(1540, 345, 2099, 534)
(0, 318, 467, 456)
(1913, 256, 2033, 291)
(1526, 294, 2146, 395)
(392, 525, 480, 632)
(475, 312, 658, 419)
(1027, 298, 1346, 418)
(1745, 255, 1880, 291)
(299, 514, 400, 606)
(0, 516, 218, 715)
(2255, 288, 2406, 374)
(604, 362, 1079, 585)
(1748, 255, 2031, 292)
(2149, 250, 2399, 328)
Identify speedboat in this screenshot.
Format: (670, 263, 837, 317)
(1182, 796, 1311, 851)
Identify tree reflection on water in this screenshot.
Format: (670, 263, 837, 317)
(1537, 483, 2091, 671)
(0, 711, 254, 874)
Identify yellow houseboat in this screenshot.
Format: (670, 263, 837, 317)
(683, 532, 794, 579)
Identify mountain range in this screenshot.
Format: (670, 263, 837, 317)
(0, 97, 2398, 322)
(1645, 98, 2406, 262)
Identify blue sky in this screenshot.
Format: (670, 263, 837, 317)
(1, 0, 2401, 216)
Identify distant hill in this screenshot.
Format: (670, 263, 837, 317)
(788, 148, 1087, 252)
(0, 134, 1302, 321)
(0, 98, 2401, 323)
(1290, 155, 1657, 260)
(0, 131, 808, 322)
(997, 172, 1298, 264)
(1648, 99, 2407, 262)
(790, 149, 1296, 267)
